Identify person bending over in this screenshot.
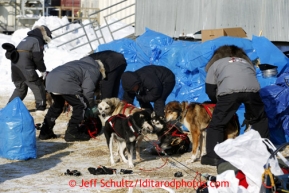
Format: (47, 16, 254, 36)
(121, 65, 175, 117)
(80, 50, 127, 99)
(201, 45, 269, 166)
(38, 58, 105, 142)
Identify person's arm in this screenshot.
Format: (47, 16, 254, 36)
(31, 41, 46, 72)
(205, 83, 217, 103)
(205, 67, 217, 103)
(138, 76, 162, 103)
(82, 72, 97, 107)
(139, 85, 161, 103)
(122, 91, 135, 104)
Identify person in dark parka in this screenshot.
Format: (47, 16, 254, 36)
(80, 50, 127, 99)
(8, 25, 52, 111)
(121, 65, 175, 116)
(201, 45, 269, 166)
(38, 58, 106, 142)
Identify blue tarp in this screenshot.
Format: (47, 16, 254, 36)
(97, 28, 289, 144)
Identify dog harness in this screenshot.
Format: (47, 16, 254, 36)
(171, 130, 189, 142)
(158, 123, 189, 144)
(107, 114, 140, 138)
(168, 124, 190, 144)
(202, 103, 238, 123)
(121, 102, 137, 115)
(80, 117, 101, 138)
(202, 103, 216, 118)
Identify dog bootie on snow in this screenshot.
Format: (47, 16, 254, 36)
(88, 166, 115, 175)
(88, 166, 133, 175)
(64, 169, 81, 176)
(117, 169, 133, 174)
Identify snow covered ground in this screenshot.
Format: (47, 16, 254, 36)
(0, 16, 216, 193)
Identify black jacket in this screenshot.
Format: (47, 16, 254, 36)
(11, 25, 52, 82)
(83, 50, 127, 73)
(121, 65, 175, 104)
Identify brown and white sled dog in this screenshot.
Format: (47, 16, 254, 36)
(97, 97, 142, 126)
(103, 110, 154, 168)
(164, 101, 240, 163)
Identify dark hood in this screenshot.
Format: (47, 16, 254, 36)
(87, 53, 110, 71)
(121, 71, 140, 91)
(27, 25, 52, 44)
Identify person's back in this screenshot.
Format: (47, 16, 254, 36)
(46, 59, 102, 105)
(206, 57, 260, 97)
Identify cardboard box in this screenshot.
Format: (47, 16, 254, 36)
(201, 27, 247, 42)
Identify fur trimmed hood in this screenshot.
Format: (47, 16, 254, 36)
(79, 56, 106, 80)
(205, 45, 253, 72)
(96, 59, 106, 80)
(28, 25, 52, 44)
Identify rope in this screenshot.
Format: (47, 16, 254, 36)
(158, 121, 179, 140)
(138, 136, 169, 172)
(139, 135, 202, 180)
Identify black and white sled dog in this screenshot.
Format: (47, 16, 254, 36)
(150, 112, 191, 156)
(103, 110, 154, 168)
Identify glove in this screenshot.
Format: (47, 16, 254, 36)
(41, 71, 48, 80)
(91, 105, 99, 115)
(85, 105, 98, 118)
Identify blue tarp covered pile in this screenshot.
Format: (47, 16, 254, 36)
(97, 28, 289, 144)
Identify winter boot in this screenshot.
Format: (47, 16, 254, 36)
(35, 103, 48, 116)
(39, 118, 57, 140)
(64, 124, 90, 142)
(201, 128, 224, 166)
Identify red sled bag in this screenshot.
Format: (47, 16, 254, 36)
(79, 116, 102, 138)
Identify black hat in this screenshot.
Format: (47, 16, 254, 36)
(121, 71, 140, 91)
(2, 43, 19, 63)
(2, 43, 15, 52)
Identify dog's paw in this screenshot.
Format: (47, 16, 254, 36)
(191, 154, 198, 161)
(110, 160, 116, 166)
(186, 155, 198, 164)
(136, 157, 143, 162)
(185, 159, 194, 164)
(128, 163, 134, 168)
